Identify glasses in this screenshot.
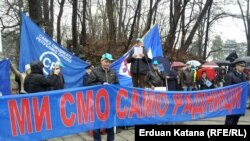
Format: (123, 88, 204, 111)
(239, 65, 246, 67)
(54, 68, 60, 70)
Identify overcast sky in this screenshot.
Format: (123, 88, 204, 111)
(211, 2, 246, 43)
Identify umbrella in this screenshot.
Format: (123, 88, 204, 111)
(232, 57, 250, 69)
(153, 56, 171, 74)
(215, 60, 230, 66)
(186, 60, 201, 67)
(171, 61, 185, 68)
(197, 67, 216, 80)
(201, 62, 219, 68)
(234, 57, 250, 63)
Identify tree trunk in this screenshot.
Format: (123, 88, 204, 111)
(152, 2, 158, 25)
(180, 4, 186, 48)
(135, 3, 141, 38)
(164, 0, 181, 55)
(43, 0, 49, 32)
(42, 0, 53, 37)
(57, 0, 65, 44)
(28, 0, 42, 25)
(88, 0, 95, 40)
(142, 0, 153, 35)
(72, 0, 78, 52)
(118, 0, 123, 39)
(142, 0, 161, 35)
(182, 0, 213, 52)
(122, 0, 128, 39)
(203, 3, 212, 60)
(106, 0, 116, 43)
(80, 0, 87, 46)
(197, 22, 205, 59)
(247, 0, 250, 56)
(49, 0, 54, 37)
(124, 0, 142, 53)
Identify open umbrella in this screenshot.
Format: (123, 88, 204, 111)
(186, 60, 201, 67)
(197, 67, 216, 80)
(153, 56, 171, 74)
(202, 61, 219, 68)
(215, 60, 230, 66)
(171, 61, 185, 68)
(234, 57, 250, 63)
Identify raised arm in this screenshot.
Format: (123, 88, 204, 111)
(10, 63, 22, 78)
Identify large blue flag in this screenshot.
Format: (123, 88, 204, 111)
(111, 24, 163, 86)
(0, 59, 11, 96)
(19, 14, 89, 88)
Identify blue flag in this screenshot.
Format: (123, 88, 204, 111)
(111, 24, 163, 86)
(143, 24, 163, 58)
(0, 59, 11, 96)
(19, 14, 89, 88)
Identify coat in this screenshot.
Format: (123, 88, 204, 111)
(24, 61, 56, 93)
(127, 47, 152, 75)
(86, 66, 119, 85)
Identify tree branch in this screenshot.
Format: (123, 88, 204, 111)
(237, 0, 248, 37)
(206, 48, 222, 60)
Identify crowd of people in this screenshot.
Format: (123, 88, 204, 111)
(9, 38, 250, 141)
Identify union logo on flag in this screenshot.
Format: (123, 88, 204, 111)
(119, 55, 131, 77)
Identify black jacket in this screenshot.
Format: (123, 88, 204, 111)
(24, 61, 57, 93)
(83, 73, 90, 86)
(86, 66, 119, 85)
(224, 71, 247, 118)
(226, 52, 238, 62)
(146, 70, 163, 87)
(224, 71, 247, 86)
(47, 73, 65, 90)
(167, 69, 178, 91)
(127, 47, 151, 75)
(199, 77, 213, 90)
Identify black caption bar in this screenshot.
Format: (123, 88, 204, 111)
(135, 125, 250, 141)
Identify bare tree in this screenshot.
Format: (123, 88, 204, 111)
(49, 0, 54, 37)
(56, 0, 65, 44)
(124, 0, 142, 53)
(72, 0, 78, 52)
(181, 0, 213, 52)
(42, 0, 53, 37)
(117, 0, 123, 39)
(28, 0, 42, 25)
(135, 1, 142, 38)
(142, 0, 161, 35)
(80, 0, 87, 46)
(203, 2, 212, 60)
(238, 0, 250, 56)
(164, 0, 189, 55)
(106, 0, 116, 43)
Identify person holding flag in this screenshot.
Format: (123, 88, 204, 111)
(127, 38, 152, 88)
(10, 62, 31, 94)
(24, 61, 58, 93)
(47, 61, 65, 90)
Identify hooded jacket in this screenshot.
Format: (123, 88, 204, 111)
(24, 61, 56, 93)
